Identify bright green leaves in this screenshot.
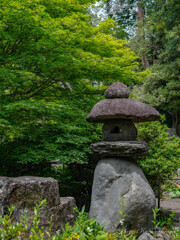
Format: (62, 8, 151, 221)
(0, 0, 144, 175)
(136, 117, 180, 193)
(0, 0, 143, 96)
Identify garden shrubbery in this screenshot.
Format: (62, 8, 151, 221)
(1, 200, 180, 240)
(136, 116, 180, 205)
(0, 201, 139, 240)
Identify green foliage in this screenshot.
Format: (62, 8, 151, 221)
(30, 199, 54, 239)
(116, 197, 137, 240)
(49, 205, 138, 240)
(151, 208, 175, 239)
(2, 199, 179, 240)
(0, 205, 27, 240)
(151, 208, 175, 231)
(0, 201, 139, 240)
(0, 0, 145, 176)
(54, 161, 97, 210)
(136, 116, 180, 194)
(169, 188, 180, 199)
(0, 98, 102, 175)
(151, 208, 161, 233)
(0, 199, 53, 240)
(174, 228, 180, 240)
(54, 206, 107, 240)
(118, 196, 127, 227)
(130, 0, 180, 132)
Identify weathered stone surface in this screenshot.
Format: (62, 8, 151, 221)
(0, 176, 60, 212)
(156, 231, 171, 240)
(139, 232, 156, 240)
(0, 176, 76, 233)
(86, 99, 160, 123)
(91, 141, 149, 158)
(177, 168, 180, 176)
(89, 158, 155, 232)
(173, 177, 180, 185)
(167, 128, 177, 141)
(139, 231, 171, 240)
(102, 119, 137, 141)
(104, 82, 130, 99)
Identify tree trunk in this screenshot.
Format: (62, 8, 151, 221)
(106, 0, 113, 18)
(138, 3, 150, 69)
(142, 54, 150, 68)
(157, 185, 161, 209)
(138, 4, 145, 22)
(172, 107, 180, 137)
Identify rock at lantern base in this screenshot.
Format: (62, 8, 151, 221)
(89, 158, 155, 232)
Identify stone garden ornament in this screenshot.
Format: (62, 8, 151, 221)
(86, 82, 160, 233)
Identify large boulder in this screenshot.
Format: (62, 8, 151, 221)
(89, 158, 155, 233)
(0, 176, 76, 233)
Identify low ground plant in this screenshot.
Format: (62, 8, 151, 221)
(0, 200, 52, 240)
(150, 207, 180, 240)
(1, 200, 179, 240)
(0, 201, 139, 240)
(152, 208, 175, 230)
(53, 206, 115, 240)
(0, 205, 27, 240)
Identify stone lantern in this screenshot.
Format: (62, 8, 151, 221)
(86, 82, 160, 233)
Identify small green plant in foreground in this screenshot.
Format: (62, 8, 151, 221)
(53, 206, 118, 240)
(0, 200, 139, 240)
(0, 205, 27, 240)
(150, 207, 180, 240)
(151, 208, 160, 234)
(151, 207, 175, 231)
(1, 200, 179, 240)
(115, 196, 137, 240)
(0, 200, 53, 240)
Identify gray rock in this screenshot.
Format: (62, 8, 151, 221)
(139, 232, 156, 240)
(89, 158, 155, 232)
(167, 128, 177, 137)
(102, 119, 137, 141)
(104, 82, 130, 99)
(156, 231, 170, 240)
(86, 98, 160, 123)
(173, 177, 180, 185)
(0, 176, 76, 234)
(91, 141, 149, 158)
(167, 128, 177, 141)
(177, 168, 180, 176)
(0, 176, 60, 212)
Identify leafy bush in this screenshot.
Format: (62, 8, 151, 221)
(169, 188, 180, 199)
(0, 200, 52, 240)
(151, 208, 175, 231)
(0, 205, 27, 240)
(0, 0, 145, 177)
(54, 206, 114, 240)
(0, 201, 139, 240)
(136, 116, 180, 203)
(2, 200, 180, 240)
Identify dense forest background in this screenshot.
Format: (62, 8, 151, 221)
(0, 0, 179, 209)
